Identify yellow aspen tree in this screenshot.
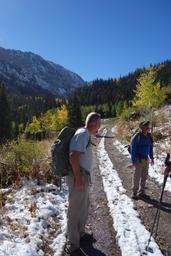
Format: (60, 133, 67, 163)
(57, 105, 68, 128)
(26, 116, 42, 134)
(133, 71, 168, 131)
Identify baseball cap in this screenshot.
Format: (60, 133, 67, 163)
(139, 121, 150, 128)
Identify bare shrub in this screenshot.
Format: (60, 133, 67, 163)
(0, 138, 61, 188)
(113, 119, 140, 144)
(153, 112, 167, 127)
(152, 131, 165, 141)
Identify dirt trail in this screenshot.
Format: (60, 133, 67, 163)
(87, 148, 121, 256)
(103, 125, 171, 256)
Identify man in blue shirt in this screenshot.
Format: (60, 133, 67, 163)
(130, 121, 154, 200)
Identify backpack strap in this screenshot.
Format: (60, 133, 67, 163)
(147, 132, 153, 143)
(88, 136, 96, 147)
(136, 132, 153, 146)
(136, 132, 141, 145)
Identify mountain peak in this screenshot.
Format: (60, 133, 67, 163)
(0, 46, 85, 96)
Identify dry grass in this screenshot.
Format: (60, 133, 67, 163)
(113, 105, 171, 143)
(112, 119, 140, 144)
(0, 137, 61, 188)
(153, 112, 168, 127)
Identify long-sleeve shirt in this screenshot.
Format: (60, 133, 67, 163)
(131, 132, 153, 163)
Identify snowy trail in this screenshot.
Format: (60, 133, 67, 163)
(97, 132, 163, 256)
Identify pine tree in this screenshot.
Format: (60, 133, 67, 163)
(67, 94, 83, 129)
(0, 83, 11, 142)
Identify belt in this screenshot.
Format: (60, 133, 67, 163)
(136, 155, 148, 160)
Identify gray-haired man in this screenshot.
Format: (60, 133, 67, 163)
(64, 112, 101, 256)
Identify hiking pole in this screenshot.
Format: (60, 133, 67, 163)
(145, 174, 168, 252)
(145, 153, 171, 252)
(154, 173, 168, 239)
(154, 154, 171, 238)
(95, 134, 114, 138)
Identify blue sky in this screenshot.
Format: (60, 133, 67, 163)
(0, 0, 170, 81)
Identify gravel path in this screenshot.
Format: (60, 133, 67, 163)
(104, 125, 171, 256)
(87, 148, 121, 256)
(65, 125, 171, 256)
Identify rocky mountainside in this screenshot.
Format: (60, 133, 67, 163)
(0, 47, 85, 96)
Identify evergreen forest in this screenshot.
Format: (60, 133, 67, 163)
(0, 59, 171, 143)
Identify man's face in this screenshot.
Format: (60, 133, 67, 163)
(142, 125, 150, 132)
(90, 119, 101, 134)
(94, 119, 101, 134)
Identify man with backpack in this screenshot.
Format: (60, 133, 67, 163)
(64, 112, 101, 256)
(130, 121, 154, 200)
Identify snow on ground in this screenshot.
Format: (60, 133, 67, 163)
(97, 131, 163, 256)
(1, 124, 170, 256)
(0, 180, 68, 256)
(111, 127, 171, 193)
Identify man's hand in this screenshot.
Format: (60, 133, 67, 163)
(132, 162, 137, 167)
(70, 150, 84, 191)
(151, 159, 154, 165)
(75, 177, 85, 191)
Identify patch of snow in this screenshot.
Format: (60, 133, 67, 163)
(58, 87, 67, 95)
(0, 182, 68, 256)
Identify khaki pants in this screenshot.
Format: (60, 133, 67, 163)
(66, 174, 90, 249)
(133, 158, 149, 194)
